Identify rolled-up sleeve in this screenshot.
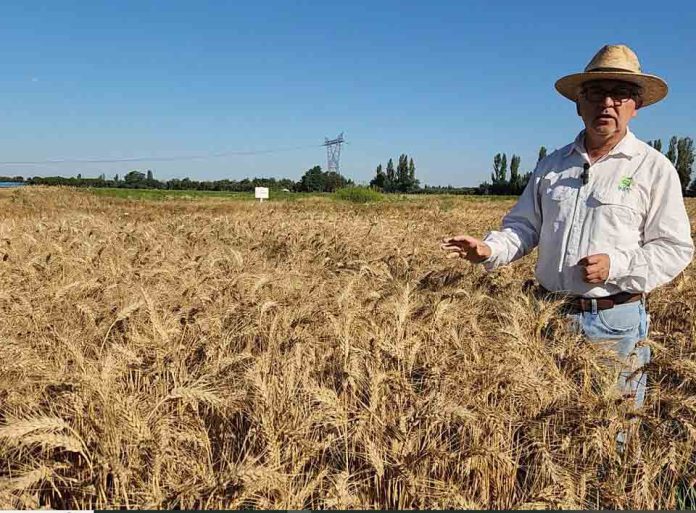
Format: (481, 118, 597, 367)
(483, 171, 543, 271)
(606, 164, 694, 292)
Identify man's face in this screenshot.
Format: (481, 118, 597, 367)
(576, 79, 642, 138)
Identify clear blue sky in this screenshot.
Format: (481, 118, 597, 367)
(1, 0, 694, 186)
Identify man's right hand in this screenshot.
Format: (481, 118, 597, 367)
(440, 235, 492, 263)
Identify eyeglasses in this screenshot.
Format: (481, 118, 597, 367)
(580, 85, 641, 105)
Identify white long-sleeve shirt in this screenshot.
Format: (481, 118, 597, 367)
(483, 129, 694, 297)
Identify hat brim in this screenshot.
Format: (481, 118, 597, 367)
(555, 71, 668, 107)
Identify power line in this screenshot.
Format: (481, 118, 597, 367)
(0, 143, 323, 166)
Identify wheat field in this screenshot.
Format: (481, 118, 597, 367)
(0, 187, 694, 510)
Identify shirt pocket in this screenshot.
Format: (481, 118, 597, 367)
(541, 182, 577, 234)
(589, 189, 642, 226)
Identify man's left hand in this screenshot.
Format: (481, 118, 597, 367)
(578, 253, 610, 283)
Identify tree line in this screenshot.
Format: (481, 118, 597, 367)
(476, 146, 547, 196)
(369, 154, 420, 193)
(24, 167, 351, 193)
(0, 176, 25, 183)
(14, 135, 696, 196)
(647, 136, 695, 195)
(21, 155, 467, 195)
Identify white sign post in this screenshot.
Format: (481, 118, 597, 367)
(255, 187, 269, 203)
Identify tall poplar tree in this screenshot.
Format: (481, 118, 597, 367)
(397, 154, 409, 192)
(408, 158, 416, 189)
(509, 154, 522, 194)
(648, 139, 663, 152)
(385, 158, 395, 192)
(370, 164, 386, 189)
(666, 136, 678, 165)
(491, 153, 507, 185)
(676, 137, 694, 194)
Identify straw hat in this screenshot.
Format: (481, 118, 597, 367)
(555, 44, 668, 106)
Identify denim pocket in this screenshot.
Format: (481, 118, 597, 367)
(597, 303, 642, 333)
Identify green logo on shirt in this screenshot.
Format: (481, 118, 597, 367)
(619, 176, 633, 191)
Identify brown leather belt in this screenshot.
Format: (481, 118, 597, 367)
(535, 285, 644, 313)
(565, 292, 643, 313)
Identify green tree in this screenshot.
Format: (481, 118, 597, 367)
(385, 158, 395, 192)
(648, 139, 663, 152)
(509, 154, 522, 194)
(666, 136, 678, 165)
(396, 154, 409, 192)
(124, 170, 146, 187)
(370, 164, 386, 189)
(323, 171, 351, 192)
(408, 157, 419, 191)
(491, 154, 501, 184)
(676, 137, 694, 194)
(491, 153, 508, 193)
(298, 165, 324, 192)
(297, 165, 351, 192)
(537, 146, 547, 164)
(147, 169, 154, 181)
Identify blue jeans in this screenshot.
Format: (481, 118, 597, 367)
(567, 299, 651, 408)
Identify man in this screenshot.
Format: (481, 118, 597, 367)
(441, 44, 693, 410)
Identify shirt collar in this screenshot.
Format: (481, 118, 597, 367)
(564, 127, 642, 160)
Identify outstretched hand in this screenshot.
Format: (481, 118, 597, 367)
(440, 235, 492, 263)
(578, 253, 610, 283)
